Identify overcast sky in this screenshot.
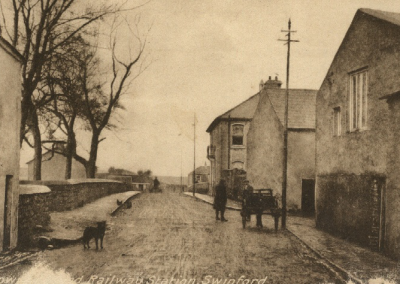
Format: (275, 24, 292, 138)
(19, 0, 400, 177)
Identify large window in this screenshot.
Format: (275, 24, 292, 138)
(349, 70, 368, 131)
(232, 124, 244, 146)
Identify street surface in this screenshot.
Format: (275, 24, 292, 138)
(1, 190, 337, 283)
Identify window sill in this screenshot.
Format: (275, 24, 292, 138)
(347, 127, 370, 134)
(231, 145, 246, 149)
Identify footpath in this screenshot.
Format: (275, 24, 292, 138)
(0, 191, 141, 270)
(185, 192, 399, 283)
(45, 191, 141, 241)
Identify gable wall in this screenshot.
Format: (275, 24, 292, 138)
(316, 12, 400, 254)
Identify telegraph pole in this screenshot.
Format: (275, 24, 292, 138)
(181, 148, 183, 192)
(278, 19, 299, 229)
(193, 113, 196, 197)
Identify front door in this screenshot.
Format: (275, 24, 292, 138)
(302, 179, 315, 215)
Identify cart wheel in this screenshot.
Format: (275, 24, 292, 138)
(242, 216, 246, 229)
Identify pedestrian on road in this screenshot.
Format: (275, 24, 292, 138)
(242, 180, 253, 221)
(153, 177, 160, 192)
(214, 179, 228, 222)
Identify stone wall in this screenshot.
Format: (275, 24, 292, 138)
(18, 191, 51, 248)
(45, 181, 130, 212)
(18, 180, 130, 248)
(316, 173, 385, 250)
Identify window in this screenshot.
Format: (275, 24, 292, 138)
(196, 175, 201, 183)
(349, 70, 368, 131)
(333, 107, 341, 136)
(232, 124, 244, 146)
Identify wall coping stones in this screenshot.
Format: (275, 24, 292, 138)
(19, 184, 51, 195)
(66, 178, 122, 184)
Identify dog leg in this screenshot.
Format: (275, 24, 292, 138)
(100, 237, 103, 249)
(95, 238, 99, 250)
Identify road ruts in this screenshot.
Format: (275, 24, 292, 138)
(1, 190, 339, 283)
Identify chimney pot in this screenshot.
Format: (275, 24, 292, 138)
(263, 74, 282, 89)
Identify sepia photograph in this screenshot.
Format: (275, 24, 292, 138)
(0, 0, 399, 283)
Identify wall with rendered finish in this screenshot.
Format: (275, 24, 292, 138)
(0, 45, 21, 251)
(246, 91, 284, 197)
(28, 152, 87, 181)
(247, 89, 316, 209)
(315, 10, 400, 257)
(287, 131, 315, 209)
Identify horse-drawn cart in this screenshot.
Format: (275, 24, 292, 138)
(241, 189, 281, 231)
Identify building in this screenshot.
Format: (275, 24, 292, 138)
(206, 90, 260, 193)
(0, 37, 24, 251)
(96, 172, 152, 191)
(27, 150, 86, 181)
(246, 77, 317, 211)
(315, 8, 400, 258)
(131, 175, 152, 191)
(187, 165, 210, 194)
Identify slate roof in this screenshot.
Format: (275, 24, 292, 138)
(207, 88, 317, 132)
(189, 166, 210, 176)
(206, 93, 260, 132)
(26, 150, 58, 164)
(360, 8, 400, 27)
(267, 89, 317, 129)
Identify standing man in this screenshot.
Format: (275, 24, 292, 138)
(242, 180, 253, 221)
(153, 177, 160, 192)
(214, 179, 228, 222)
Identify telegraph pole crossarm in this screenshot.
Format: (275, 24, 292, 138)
(278, 18, 299, 229)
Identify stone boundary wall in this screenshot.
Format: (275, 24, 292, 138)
(18, 180, 130, 248)
(316, 173, 385, 251)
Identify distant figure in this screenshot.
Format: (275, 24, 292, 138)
(213, 179, 228, 222)
(242, 180, 253, 221)
(153, 177, 160, 190)
(255, 191, 263, 228)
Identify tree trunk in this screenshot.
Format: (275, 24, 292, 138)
(86, 131, 99, 178)
(30, 110, 42, 181)
(65, 132, 76, 180)
(20, 90, 32, 147)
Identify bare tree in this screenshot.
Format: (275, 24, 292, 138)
(40, 20, 149, 178)
(40, 34, 89, 179)
(0, 0, 146, 180)
(78, 26, 148, 178)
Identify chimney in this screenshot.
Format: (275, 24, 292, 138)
(263, 75, 282, 89)
(259, 80, 264, 91)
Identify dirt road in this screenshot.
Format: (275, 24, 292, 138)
(1, 190, 337, 283)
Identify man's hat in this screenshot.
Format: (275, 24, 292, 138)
(243, 179, 249, 183)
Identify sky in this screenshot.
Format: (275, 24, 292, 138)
(19, 0, 400, 177)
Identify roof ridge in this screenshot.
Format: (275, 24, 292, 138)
(359, 8, 400, 27)
(218, 92, 260, 118)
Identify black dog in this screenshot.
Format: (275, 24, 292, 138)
(83, 221, 106, 250)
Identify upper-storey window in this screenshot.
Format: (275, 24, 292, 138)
(232, 124, 244, 146)
(349, 69, 368, 131)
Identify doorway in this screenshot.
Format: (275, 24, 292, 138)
(302, 179, 315, 215)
